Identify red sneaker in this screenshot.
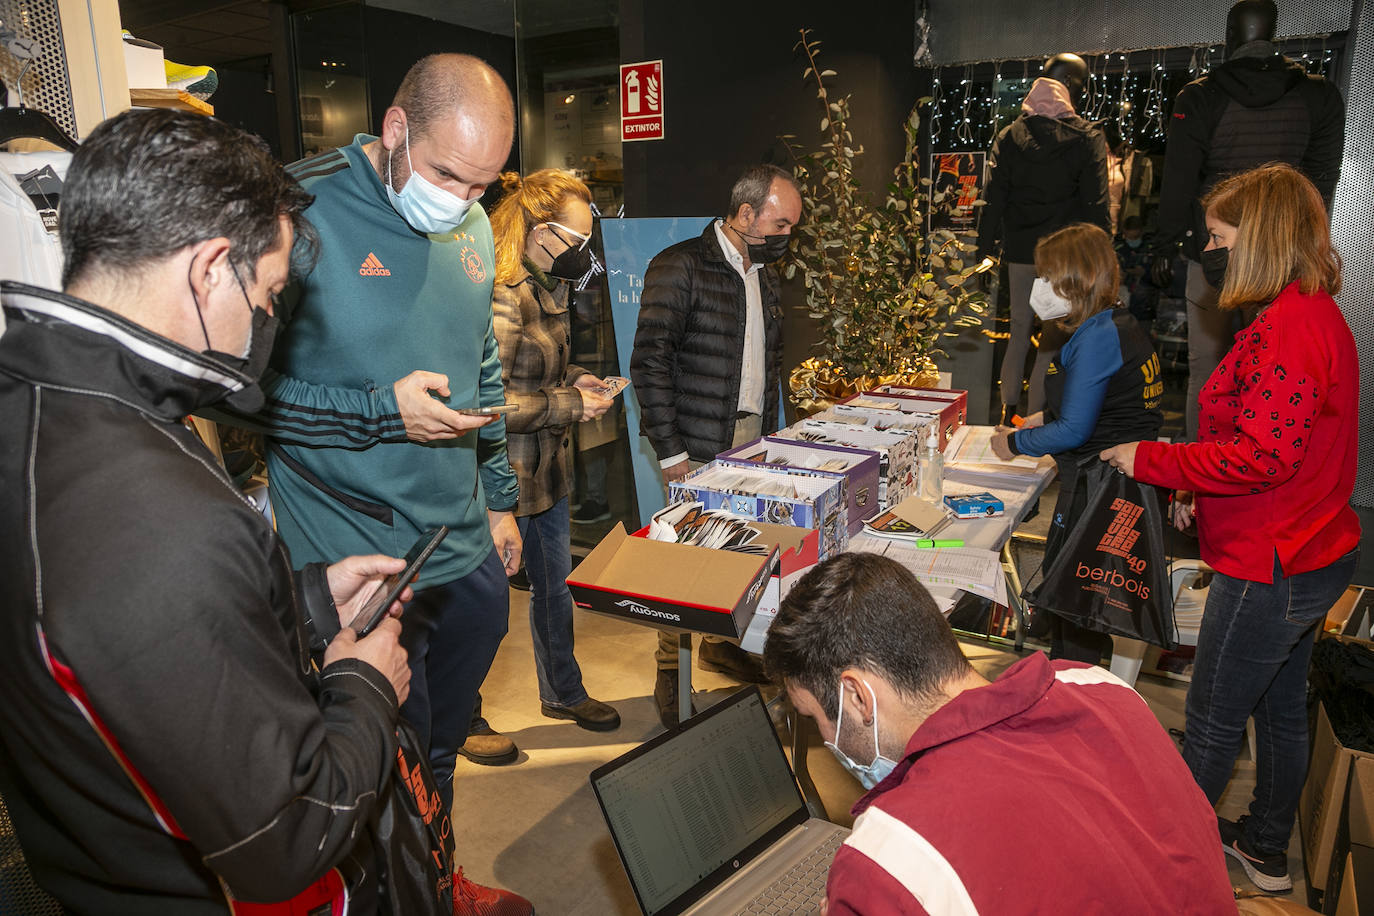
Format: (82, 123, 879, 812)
(453, 867, 534, 916)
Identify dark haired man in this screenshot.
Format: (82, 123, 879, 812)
(0, 108, 420, 912)
(629, 163, 802, 728)
(763, 552, 1234, 914)
(221, 55, 532, 795)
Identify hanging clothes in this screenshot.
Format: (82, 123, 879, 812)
(0, 149, 70, 332)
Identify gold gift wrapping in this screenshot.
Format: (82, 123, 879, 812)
(788, 357, 941, 416)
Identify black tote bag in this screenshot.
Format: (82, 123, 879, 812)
(1023, 459, 1177, 649)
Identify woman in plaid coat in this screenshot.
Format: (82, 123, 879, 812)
(488, 170, 620, 731)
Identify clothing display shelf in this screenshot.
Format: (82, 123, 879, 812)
(129, 88, 213, 117)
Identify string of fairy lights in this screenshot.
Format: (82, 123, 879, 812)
(928, 37, 1337, 153)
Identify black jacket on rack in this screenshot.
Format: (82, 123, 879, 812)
(1154, 48, 1345, 261)
(630, 221, 783, 464)
(976, 115, 1111, 264)
(0, 281, 401, 915)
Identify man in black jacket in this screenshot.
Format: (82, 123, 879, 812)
(630, 164, 802, 728)
(978, 54, 1110, 419)
(1152, 0, 1344, 439)
(0, 110, 459, 914)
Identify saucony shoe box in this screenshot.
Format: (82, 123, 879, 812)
(566, 522, 817, 639)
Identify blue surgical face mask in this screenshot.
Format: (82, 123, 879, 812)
(385, 121, 478, 235)
(824, 680, 900, 790)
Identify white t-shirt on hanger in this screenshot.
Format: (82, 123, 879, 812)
(0, 149, 71, 333)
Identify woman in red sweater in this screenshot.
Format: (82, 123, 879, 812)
(1101, 163, 1359, 894)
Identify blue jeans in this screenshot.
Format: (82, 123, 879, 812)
(400, 548, 509, 811)
(1184, 550, 1358, 852)
(517, 497, 589, 708)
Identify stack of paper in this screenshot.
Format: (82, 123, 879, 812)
(945, 426, 1042, 472)
(847, 533, 1007, 605)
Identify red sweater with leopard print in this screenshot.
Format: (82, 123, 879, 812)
(1134, 282, 1359, 583)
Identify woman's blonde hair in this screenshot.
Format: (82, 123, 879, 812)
(1201, 162, 1342, 310)
(489, 168, 592, 285)
(1033, 222, 1120, 330)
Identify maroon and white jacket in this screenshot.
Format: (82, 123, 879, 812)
(825, 655, 1235, 915)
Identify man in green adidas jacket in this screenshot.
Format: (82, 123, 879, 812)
(232, 55, 523, 846)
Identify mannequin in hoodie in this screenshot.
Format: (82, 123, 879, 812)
(1151, 0, 1344, 439)
(978, 54, 1110, 421)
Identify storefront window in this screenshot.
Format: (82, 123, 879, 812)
(291, 3, 370, 158)
(515, 0, 638, 548)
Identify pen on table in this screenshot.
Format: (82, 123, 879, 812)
(915, 539, 964, 549)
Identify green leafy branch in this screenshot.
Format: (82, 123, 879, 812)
(782, 28, 991, 384)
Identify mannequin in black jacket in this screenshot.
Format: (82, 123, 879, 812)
(630, 164, 802, 729)
(1151, 0, 1344, 438)
(978, 54, 1110, 419)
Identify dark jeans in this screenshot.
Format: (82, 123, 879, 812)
(400, 548, 509, 811)
(1184, 550, 1358, 853)
(517, 497, 589, 708)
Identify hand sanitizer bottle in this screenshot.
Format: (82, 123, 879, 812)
(918, 429, 943, 504)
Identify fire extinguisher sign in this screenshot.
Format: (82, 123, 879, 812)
(620, 60, 664, 142)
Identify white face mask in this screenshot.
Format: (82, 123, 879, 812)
(824, 680, 900, 790)
(1029, 277, 1073, 321)
(385, 121, 478, 235)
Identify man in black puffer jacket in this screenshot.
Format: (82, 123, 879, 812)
(630, 163, 802, 728)
(1152, 0, 1344, 440)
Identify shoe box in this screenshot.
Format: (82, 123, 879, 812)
(716, 436, 881, 538)
(860, 385, 969, 451)
(772, 419, 919, 511)
(1300, 696, 1374, 895)
(667, 460, 848, 559)
(567, 521, 819, 639)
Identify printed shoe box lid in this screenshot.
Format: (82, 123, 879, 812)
(567, 522, 816, 639)
(716, 436, 881, 538)
(847, 387, 968, 451)
(772, 419, 919, 511)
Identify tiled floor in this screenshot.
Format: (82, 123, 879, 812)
(450, 579, 1300, 914)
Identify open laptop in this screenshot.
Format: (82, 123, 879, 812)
(590, 686, 849, 916)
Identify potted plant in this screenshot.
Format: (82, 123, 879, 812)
(783, 29, 993, 413)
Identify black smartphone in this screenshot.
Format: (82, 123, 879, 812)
(346, 526, 449, 638)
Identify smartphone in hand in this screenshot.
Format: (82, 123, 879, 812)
(347, 526, 449, 637)
(457, 404, 520, 416)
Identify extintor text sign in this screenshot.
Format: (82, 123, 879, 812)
(620, 60, 664, 142)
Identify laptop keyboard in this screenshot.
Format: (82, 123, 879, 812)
(738, 830, 846, 915)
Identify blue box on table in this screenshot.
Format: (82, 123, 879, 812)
(668, 460, 849, 559)
(716, 436, 880, 537)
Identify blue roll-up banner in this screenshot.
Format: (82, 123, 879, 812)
(600, 217, 711, 529)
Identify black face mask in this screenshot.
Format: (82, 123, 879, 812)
(187, 261, 280, 413)
(1201, 246, 1230, 290)
(541, 226, 604, 288)
(734, 223, 790, 264)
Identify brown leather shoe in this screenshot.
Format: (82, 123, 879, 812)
(697, 640, 769, 684)
(541, 697, 621, 732)
(458, 725, 518, 766)
(654, 668, 696, 730)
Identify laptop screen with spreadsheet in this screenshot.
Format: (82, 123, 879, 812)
(590, 686, 810, 916)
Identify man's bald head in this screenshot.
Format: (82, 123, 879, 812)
(392, 53, 515, 144)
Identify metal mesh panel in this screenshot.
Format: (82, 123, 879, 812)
(0, 791, 63, 916)
(1330, 1, 1374, 508)
(927, 0, 1353, 64)
(0, 0, 77, 139)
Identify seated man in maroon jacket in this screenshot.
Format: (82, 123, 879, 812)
(763, 552, 1234, 915)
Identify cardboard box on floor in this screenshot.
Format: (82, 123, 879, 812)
(1329, 845, 1374, 916)
(567, 522, 819, 639)
(1301, 701, 1374, 891)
